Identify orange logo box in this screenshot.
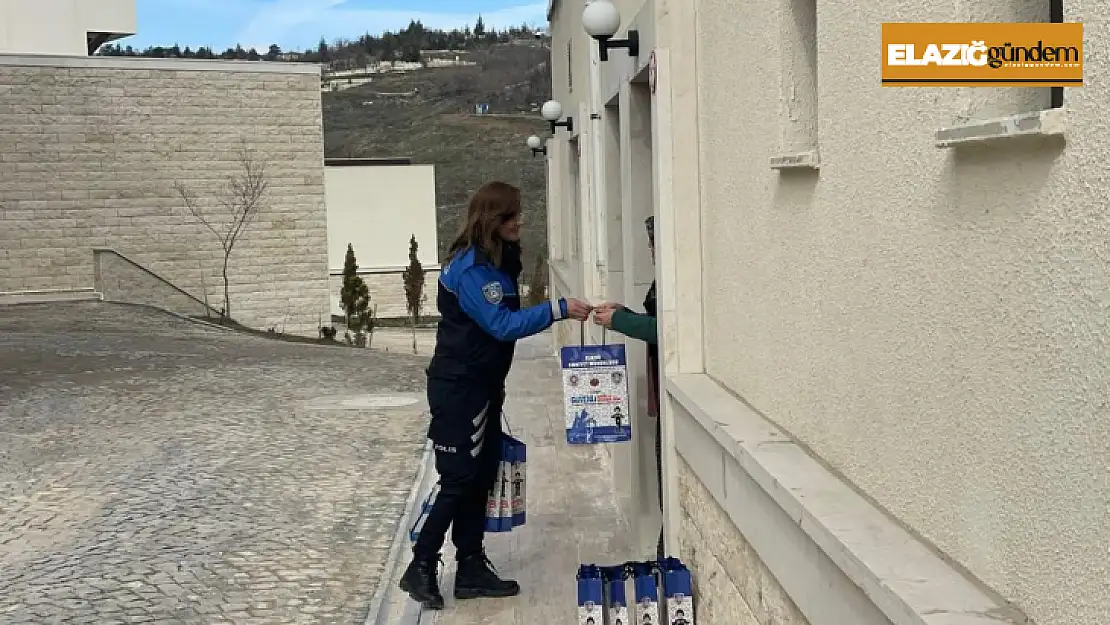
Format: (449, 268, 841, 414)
(881, 22, 1083, 87)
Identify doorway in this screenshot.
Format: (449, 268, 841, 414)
(616, 76, 658, 558)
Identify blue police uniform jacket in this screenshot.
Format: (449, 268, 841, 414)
(426, 244, 569, 386)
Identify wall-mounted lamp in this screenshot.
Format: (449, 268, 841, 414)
(526, 135, 547, 157)
(541, 100, 574, 133)
(583, 0, 639, 62)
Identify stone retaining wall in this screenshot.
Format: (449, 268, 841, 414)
(677, 457, 812, 625)
(94, 248, 218, 319)
(0, 56, 330, 336)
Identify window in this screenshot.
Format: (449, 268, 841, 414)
(961, 0, 1062, 119)
(779, 0, 818, 155)
(567, 138, 581, 258)
(1050, 0, 1064, 108)
(567, 40, 574, 92)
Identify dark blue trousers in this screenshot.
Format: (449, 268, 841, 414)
(414, 378, 504, 561)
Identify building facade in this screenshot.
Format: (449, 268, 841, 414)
(545, 1, 1107, 625)
(0, 54, 331, 336)
(0, 0, 135, 56)
(325, 159, 441, 321)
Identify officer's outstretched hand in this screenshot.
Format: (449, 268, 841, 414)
(566, 298, 594, 321)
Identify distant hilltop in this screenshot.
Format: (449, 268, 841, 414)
(96, 18, 549, 68)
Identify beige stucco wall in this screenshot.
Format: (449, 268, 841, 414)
(324, 163, 440, 319)
(0, 0, 135, 55)
(696, 1, 1109, 624)
(547, 0, 584, 334)
(548, 0, 667, 558)
(0, 56, 330, 336)
(548, 0, 592, 118)
(325, 164, 439, 272)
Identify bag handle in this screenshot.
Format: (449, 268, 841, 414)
(579, 320, 607, 347)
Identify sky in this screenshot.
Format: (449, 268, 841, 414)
(123, 0, 548, 52)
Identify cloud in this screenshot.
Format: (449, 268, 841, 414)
(234, 0, 548, 51)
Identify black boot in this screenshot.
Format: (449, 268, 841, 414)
(454, 553, 520, 599)
(399, 555, 445, 610)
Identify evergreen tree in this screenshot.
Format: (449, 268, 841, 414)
(402, 234, 426, 353)
(339, 243, 371, 332)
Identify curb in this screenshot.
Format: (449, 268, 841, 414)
(0, 289, 103, 306)
(364, 438, 437, 625)
(0, 295, 238, 335)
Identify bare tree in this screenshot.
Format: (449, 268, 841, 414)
(173, 145, 268, 321)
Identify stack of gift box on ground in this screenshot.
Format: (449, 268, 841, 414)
(578, 558, 694, 625)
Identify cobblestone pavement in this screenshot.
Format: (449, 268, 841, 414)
(0, 302, 431, 625)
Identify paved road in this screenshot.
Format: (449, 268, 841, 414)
(0, 302, 431, 625)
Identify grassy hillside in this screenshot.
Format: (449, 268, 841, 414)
(321, 42, 553, 276)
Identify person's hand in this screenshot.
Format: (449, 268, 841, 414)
(594, 301, 622, 313)
(593, 306, 615, 329)
(566, 298, 593, 321)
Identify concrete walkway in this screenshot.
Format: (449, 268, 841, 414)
(376, 332, 635, 625)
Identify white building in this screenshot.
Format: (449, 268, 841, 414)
(0, 0, 135, 56)
(325, 159, 441, 321)
(543, 0, 1107, 624)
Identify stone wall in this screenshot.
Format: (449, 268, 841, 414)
(94, 248, 218, 318)
(677, 457, 811, 625)
(0, 56, 330, 336)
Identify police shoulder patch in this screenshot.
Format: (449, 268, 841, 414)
(481, 281, 504, 304)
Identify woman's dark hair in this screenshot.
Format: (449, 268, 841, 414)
(447, 181, 522, 268)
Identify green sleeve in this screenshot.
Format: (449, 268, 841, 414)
(610, 309, 658, 345)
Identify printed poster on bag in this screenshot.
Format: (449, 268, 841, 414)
(561, 343, 631, 444)
(485, 461, 505, 532)
(577, 565, 605, 625)
(497, 457, 513, 531)
(578, 602, 603, 625)
(661, 557, 696, 625)
(668, 595, 693, 625)
(610, 603, 629, 625)
(633, 565, 661, 625)
(636, 595, 660, 624)
(507, 436, 527, 527)
(603, 565, 630, 625)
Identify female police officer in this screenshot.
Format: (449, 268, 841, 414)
(400, 181, 592, 609)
